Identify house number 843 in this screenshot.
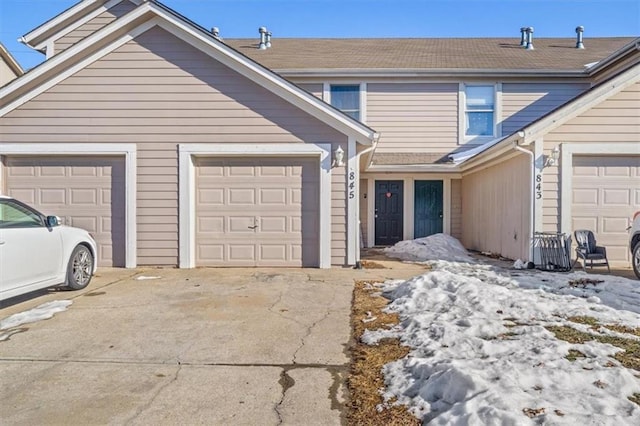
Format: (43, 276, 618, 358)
(535, 174, 542, 199)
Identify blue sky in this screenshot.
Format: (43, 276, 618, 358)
(1, 0, 638, 71)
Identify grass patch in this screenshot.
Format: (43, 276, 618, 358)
(568, 316, 600, 327)
(605, 324, 640, 337)
(359, 260, 387, 270)
(546, 325, 640, 370)
(629, 393, 640, 406)
(566, 349, 586, 361)
(348, 280, 420, 426)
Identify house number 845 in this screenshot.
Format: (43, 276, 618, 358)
(348, 171, 356, 199)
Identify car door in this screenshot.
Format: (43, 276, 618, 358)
(0, 199, 62, 296)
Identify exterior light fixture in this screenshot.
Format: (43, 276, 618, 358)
(333, 145, 345, 167)
(545, 145, 560, 167)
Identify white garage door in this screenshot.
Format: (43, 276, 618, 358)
(572, 155, 640, 264)
(3, 156, 126, 267)
(195, 157, 320, 267)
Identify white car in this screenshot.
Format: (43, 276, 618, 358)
(0, 196, 97, 301)
(630, 211, 640, 279)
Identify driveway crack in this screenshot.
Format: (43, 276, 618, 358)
(123, 363, 182, 425)
(274, 367, 295, 425)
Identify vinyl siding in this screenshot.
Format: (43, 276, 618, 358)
(450, 179, 462, 240)
(0, 58, 19, 86)
(0, 26, 348, 266)
(501, 83, 588, 135)
(542, 80, 640, 232)
(296, 83, 323, 98)
(461, 153, 531, 261)
(54, 0, 137, 54)
(367, 83, 459, 153)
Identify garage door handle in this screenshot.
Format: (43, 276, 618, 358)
(0, 241, 5, 245)
(248, 225, 258, 230)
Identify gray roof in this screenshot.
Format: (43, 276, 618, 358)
(224, 37, 636, 72)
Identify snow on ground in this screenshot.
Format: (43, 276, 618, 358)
(384, 233, 475, 263)
(365, 237, 640, 425)
(0, 300, 72, 341)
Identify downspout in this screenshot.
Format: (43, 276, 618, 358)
(513, 140, 535, 263)
(354, 135, 379, 268)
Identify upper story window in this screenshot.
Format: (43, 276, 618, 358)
(464, 85, 495, 137)
(330, 85, 360, 120)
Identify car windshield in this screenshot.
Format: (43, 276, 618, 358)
(0, 200, 44, 228)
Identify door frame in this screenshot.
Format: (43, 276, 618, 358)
(374, 180, 404, 245)
(364, 174, 454, 248)
(0, 143, 137, 268)
(179, 143, 332, 269)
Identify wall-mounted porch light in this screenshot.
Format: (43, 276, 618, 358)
(333, 145, 345, 167)
(544, 145, 560, 167)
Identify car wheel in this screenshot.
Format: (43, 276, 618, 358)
(634, 243, 640, 280)
(66, 245, 94, 290)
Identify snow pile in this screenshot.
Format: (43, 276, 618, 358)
(384, 234, 474, 263)
(365, 261, 640, 424)
(0, 300, 72, 340)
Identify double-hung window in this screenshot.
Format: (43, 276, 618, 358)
(330, 85, 360, 121)
(464, 85, 496, 138)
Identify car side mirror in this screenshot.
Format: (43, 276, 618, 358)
(46, 215, 60, 228)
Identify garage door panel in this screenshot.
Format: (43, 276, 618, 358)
(195, 157, 319, 267)
(3, 156, 126, 267)
(572, 155, 640, 265)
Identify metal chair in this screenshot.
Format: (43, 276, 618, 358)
(573, 230, 610, 272)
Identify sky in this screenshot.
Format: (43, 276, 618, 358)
(0, 0, 638, 71)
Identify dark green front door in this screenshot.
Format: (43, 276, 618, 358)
(414, 180, 443, 238)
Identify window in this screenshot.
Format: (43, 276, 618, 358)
(464, 85, 495, 137)
(0, 200, 44, 228)
(330, 85, 360, 120)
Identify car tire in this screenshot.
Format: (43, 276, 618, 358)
(633, 242, 640, 280)
(66, 245, 94, 290)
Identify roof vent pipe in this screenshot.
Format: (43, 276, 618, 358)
(520, 27, 527, 46)
(211, 27, 222, 41)
(525, 27, 534, 50)
(575, 26, 585, 49)
(265, 30, 272, 48)
(258, 27, 268, 50)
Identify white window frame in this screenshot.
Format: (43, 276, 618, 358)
(324, 82, 367, 123)
(459, 82, 502, 145)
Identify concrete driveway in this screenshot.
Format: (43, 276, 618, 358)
(0, 263, 426, 425)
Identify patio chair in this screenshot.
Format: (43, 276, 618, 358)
(573, 230, 610, 273)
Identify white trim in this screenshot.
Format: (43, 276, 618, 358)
(5, 2, 377, 145)
(560, 142, 640, 236)
(22, 0, 101, 44)
(367, 178, 375, 248)
(347, 137, 358, 265)
(322, 82, 330, 102)
(533, 138, 544, 235)
(0, 143, 137, 268)
(405, 177, 414, 240)
(459, 82, 500, 145)
(443, 177, 451, 235)
(520, 65, 640, 145)
(366, 164, 461, 174)
(33, 0, 125, 52)
(178, 143, 333, 269)
(359, 82, 368, 124)
(2, 8, 155, 116)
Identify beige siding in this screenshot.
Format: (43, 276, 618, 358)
(0, 26, 348, 266)
(54, 1, 137, 53)
(542, 80, 640, 232)
(450, 179, 462, 240)
(461, 154, 531, 261)
(367, 83, 459, 153)
(0, 58, 19, 86)
(502, 83, 588, 135)
(296, 83, 323, 99)
(359, 179, 368, 247)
